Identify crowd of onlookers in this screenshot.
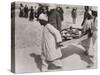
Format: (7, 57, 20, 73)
(17, 3, 64, 23)
(11, 3, 97, 42)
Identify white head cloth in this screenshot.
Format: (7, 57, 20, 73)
(39, 13, 48, 21)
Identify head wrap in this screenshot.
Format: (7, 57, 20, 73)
(39, 13, 48, 21)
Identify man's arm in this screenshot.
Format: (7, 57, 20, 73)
(81, 12, 87, 26)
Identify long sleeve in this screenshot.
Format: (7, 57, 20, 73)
(46, 24, 62, 42)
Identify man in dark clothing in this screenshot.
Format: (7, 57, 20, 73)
(29, 6, 34, 21)
(48, 7, 62, 31)
(56, 7, 64, 21)
(71, 8, 77, 24)
(24, 5, 28, 18)
(19, 3, 24, 17)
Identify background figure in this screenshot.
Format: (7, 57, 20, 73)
(81, 6, 94, 58)
(71, 8, 77, 24)
(34, 6, 38, 20)
(81, 6, 93, 35)
(19, 3, 24, 17)
(56, 7, 64, 22)
(29, 6, 34, 21)
(80, 8, 97, 67)
(24, 5, 29, 18)
(42, 6, 49, 15)
(36, 4, 44, 21)
(88, 7, 97, 64)
(48, 5, 62, 31)
(11, 2, 15, 18)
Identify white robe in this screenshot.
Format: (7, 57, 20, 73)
(41, 24, 62, 61)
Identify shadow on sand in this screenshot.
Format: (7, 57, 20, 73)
(61, 45, 93, 65)
(30, 53, 42, 71)
(30, 45, 93, 70)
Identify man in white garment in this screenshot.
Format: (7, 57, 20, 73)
(39, 12, 63, 72)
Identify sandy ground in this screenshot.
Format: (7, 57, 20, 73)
(14, 10, 97, 73)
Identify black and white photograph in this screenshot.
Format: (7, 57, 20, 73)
(11, 1, 98, 73)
